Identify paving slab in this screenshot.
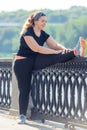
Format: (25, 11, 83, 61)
(0, 111, 86, 130)
(0, 112, 65, 130)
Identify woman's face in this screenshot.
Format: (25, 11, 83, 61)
(35, 16, 47, 30)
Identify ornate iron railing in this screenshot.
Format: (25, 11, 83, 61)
(30, 57, 87, 129)
(0, 59, 12, 110)
(1, 57, 87, 129)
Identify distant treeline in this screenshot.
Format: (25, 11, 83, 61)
(0, 6, 87, 57)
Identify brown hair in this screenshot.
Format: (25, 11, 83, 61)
(20, 10, 46, 35)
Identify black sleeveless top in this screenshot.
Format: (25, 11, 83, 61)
(17, 27, 50, 58)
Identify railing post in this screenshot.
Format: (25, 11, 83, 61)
(10, 56, 19, 116)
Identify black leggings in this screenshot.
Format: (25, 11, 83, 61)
(34, 51, 75, 70)
(14, 51, 75, 115)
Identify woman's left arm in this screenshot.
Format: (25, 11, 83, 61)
(46, 36, 67, 50)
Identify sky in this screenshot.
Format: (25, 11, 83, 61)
(0, 0, 87, 12)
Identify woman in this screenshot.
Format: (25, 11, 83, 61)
(14, 10, 86, 124)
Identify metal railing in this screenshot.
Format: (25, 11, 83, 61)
(0, 59, 12, 110)
(0, 57, 87, 129)
(30, 57, 87, 129)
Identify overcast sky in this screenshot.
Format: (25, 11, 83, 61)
(0, 0, 87, 12)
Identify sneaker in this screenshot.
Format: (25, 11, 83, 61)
(79, 37, 86, 57)
(75, 37, 86, 57)
(17, 114, 26, 124)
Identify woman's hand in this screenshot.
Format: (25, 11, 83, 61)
(62, 48, 72, 54)
(56, 49, 73, 54)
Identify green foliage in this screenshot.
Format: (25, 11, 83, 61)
(0, 6, 87, 57)
(0, 27, 20, 53)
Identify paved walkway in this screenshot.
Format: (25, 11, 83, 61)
(0, 113, 65, 130)
(0, 110, 85, 130)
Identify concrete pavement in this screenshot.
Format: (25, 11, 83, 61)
(0, 113, 65, 130)
(0, 110, 86, 130)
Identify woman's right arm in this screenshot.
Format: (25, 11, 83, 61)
(24, 36, 63, 54)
